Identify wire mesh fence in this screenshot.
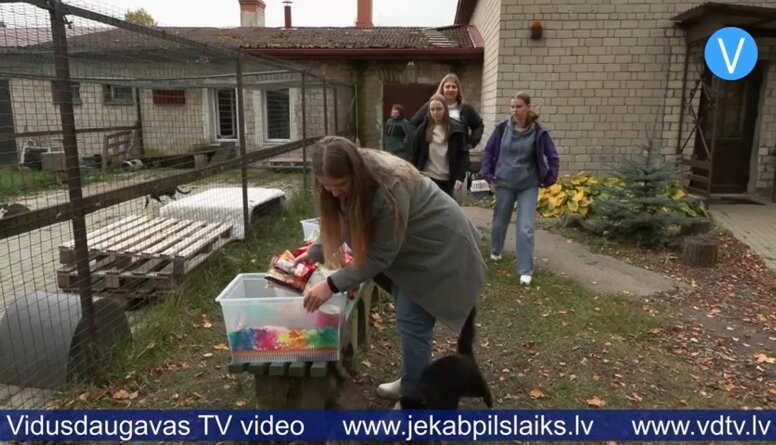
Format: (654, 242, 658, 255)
(0, 0, 355, 409)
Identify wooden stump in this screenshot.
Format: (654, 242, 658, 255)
(680, 235, 718, 267)
(681, 217, 714, 236)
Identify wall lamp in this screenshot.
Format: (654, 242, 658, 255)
(530, 20, 543, 39)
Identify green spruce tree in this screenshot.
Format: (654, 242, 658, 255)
(589, 131, 690, 245)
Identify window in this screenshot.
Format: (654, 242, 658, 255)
(51, 81, 81, 105)
(216, 89, 237, 139)
(152, 89, 186, 105)
(264, 89, 290, 141)
(103, 85, 134, 105)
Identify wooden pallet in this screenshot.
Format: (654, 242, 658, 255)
(57, 215, 234, 297)
(260, 148, 308, 170)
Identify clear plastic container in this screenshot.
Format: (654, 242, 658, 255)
(299, 218, 320, 242)
(215, 273, 346, 363)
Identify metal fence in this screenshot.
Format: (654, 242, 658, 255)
(0, 0, 355, 408)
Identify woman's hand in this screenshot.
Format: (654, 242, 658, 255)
(293, 251, 310, 265)
(303, 280, 333, 312)
(454, 180, 463, 191)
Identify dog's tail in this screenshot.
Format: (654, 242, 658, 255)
(457, 307, 476, 357)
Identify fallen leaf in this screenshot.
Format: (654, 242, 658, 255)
(202, 353, 214, 358)
(586, 396, 606, 408)
(112, 390, 129, 400)
(725, 383, 735, 392)
(202, 321, 213, 329)
(214, 343, 229, 351)
(361, 360, 372, 368)
(235, 400, 247, 407)
(756, 353, 775, 364)
(529, 388, 545, 399)
(627, 393, 643, 402)
(171, 393, 180, 400)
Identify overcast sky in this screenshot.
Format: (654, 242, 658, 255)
(0, 0, 459, 28)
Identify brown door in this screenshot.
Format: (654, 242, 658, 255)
(693, 64, 763, 194)
(382, 83, 437, 124)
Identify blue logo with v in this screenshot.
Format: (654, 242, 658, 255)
(704, 27, 758, 80)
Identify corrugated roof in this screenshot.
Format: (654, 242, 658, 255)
(32, 25, 476, 53)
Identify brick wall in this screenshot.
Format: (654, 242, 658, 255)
(10, 79, 137, 157)
(140, 88, 208, 155)
(470, 0, 502, 147)
(484, 0, 776, 197)
(752, 46, 776, 196)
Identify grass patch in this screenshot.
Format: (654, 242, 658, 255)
(50, 189, 316, 409)
(359, 247, 756, 412)
(0, 167, 56, 201)
(0, 166, 124, 202)
(50, 196, 764, 416)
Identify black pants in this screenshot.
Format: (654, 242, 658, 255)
(430, 178, 455, 197)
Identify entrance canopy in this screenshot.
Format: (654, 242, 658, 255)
(673, 2, 776, 44)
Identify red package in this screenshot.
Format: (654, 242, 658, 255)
(266, 250, 317, 292)
(292, 240, 315, 259)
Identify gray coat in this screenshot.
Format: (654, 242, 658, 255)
(308, 175, 486, 333)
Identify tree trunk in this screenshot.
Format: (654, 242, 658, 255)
(680, 235, 718, 267)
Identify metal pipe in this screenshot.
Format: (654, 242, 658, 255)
(48, 0, 96, 369)
(301, 72, 308, 190)
(236, 57, 250, 237)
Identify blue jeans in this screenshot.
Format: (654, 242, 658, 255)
(490, 186, 539, 276)
(392, 286, 435, 397)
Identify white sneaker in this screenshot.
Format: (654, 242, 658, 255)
(490, 253, 501, 261)
(520, 275, 532, 286)
(376, 377, 401, 399)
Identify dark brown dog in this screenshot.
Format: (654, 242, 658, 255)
(400, 307, 493, 410)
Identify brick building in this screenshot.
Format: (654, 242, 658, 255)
(1, 0, 483, 162)
(456, 0, 776, 200)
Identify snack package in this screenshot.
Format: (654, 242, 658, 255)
(292, 240, 315, 259)
(266, 249, 317, 292)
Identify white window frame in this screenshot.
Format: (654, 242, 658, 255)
(104, 84, 134, 105)
(213, 88, 239, 141)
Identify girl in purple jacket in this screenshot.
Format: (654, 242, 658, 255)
(481, 92, 560, 285)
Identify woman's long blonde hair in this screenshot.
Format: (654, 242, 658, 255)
(435, 73, 464, 104)
(311, 136, 422, 268)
